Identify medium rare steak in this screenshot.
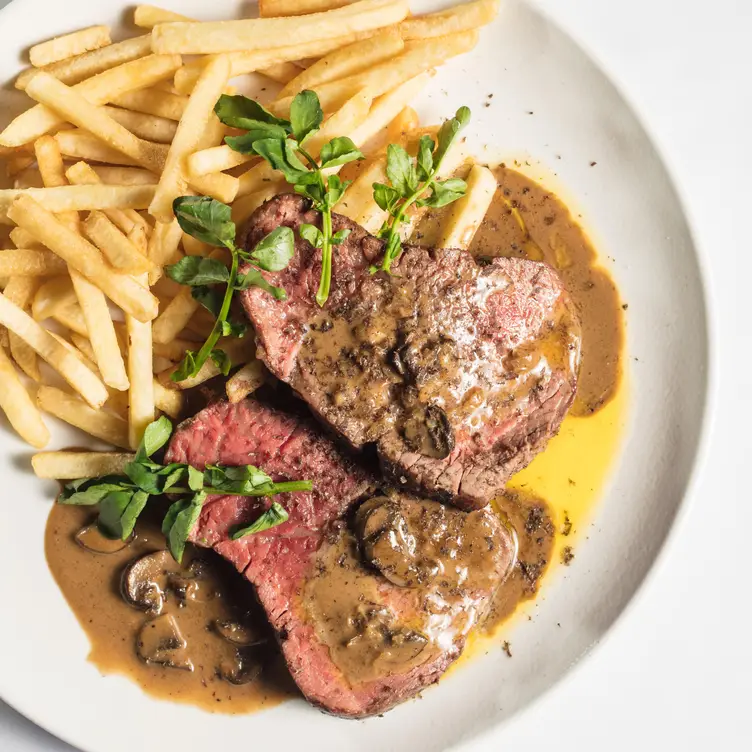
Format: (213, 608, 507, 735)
(165, 399, 514, 717)
(240, 195, 582, 510)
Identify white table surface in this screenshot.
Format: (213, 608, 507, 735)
(1, 0, 749, 749)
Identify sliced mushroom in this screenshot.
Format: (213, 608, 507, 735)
(168, 560, 217, 605)
(212, 619, 265, 647)
(75, 523, 132, 554)
(219, 647, 264, 685)
(121, 550, 181, 614)
(355, 496, 441, 588)
(136, 614, 193, 671)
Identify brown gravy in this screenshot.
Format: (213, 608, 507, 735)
(45, 504, 295, 713)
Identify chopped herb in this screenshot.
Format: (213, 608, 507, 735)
(166, 196, 294, 382)
(215, 90, 363, 306)
(58, 417, 311, 562)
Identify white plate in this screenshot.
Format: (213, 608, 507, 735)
(0, 1, 710, 750)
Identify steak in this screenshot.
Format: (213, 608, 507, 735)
(165, 398, 514, 717)
(240, 195, 582, 510)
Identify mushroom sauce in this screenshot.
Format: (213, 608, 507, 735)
(45, 167, 626, 713)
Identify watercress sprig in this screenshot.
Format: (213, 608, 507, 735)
(166, 195, 295, 382)
(214, 91, 364, 306)
(373, 106, 471, 273)
(58, 417, 312, 562)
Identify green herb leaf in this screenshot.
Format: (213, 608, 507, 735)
(225, 124, 289, 154)
(386, 143, 417, 196)
(253, 138, 309, 183)
(420, 177, 467, 208)
(289, 90, 323, 144)
(173, 196, 235, 249)
(97, 489, 149, 540)
(234, 268, 287, 299)
(416, 135, 435, 181)
(191, 285, 224, 317)
(325, 174, 349, 209)
(299, 223, 324, 248)
(162, 491, 207, 563)
(211, 348, 232, 375)
(373, 182, 402, 213)
(294, 172, 325, 204)
(331, 228, 351, 245)
(319, 136, 363, 169)
(187, 465, 204, 492)
(249, 225, 295, 272)
(214, 95, 290, 131)
(221, 319, 247, 338)
(230, 502, 289, 540)
(136, 416, 173, 462)
(172, 351, 198, 382)
(434, 106, 471, 168)
(166, 256, 229, 287)
(58, 477, 130, 506)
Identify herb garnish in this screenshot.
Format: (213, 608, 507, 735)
(372, 106, 471, 273)
(165, 195, 295, 382)
(58, 416, 312, 562)
(214, 91, 364, 306)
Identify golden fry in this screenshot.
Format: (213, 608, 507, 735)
(0, 346, 49, 448)
(400, 0, 499, 39)
(147, 219, 183, 285)
(83, 211, 153, 274)
(0, 249, 67, 277)
(30, 26, 111, 68)
(126, 282, 155, 448)
(110, 88, 188, 121)
(259, 0, 354, 16)
(152, 286, 200, 345)
(153, 378, 183, 418)
(186, 144, 255, 177)
(436, 163, 496, 249)
(103, 106, 177, 144)
(31, 451, 134, 478)
(226, 360, 266, 403)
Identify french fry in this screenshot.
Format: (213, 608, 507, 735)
(152, 336, 200, 362)
(400, 0, 499, 39)
(30, 26, 112, 68)
(349, 72, 432, 147)
(32, 276, 76, 321)
(152, 0, 409, 54)
(0, 249, 67, 277)
(259, 0, 354, 16)
(25, 73, 167, 174)
(70, 270, 130, 390)
(0, 346, 49, 448)
(435, 164, 496, 249)
(181, 233, 210, 257)
(279, 27, 404, 99)
(385, 106, 419, 144)
(16, 35, 153, 90)
(68, 332, 97, 363)
(226, 360, 266, 403)
(338, 153, 388, 231)
(51, 301, 88, 336)
(102, 106, 177, 144)
(237, 90, 372, 198)
(31, 450, 134, 478)
(0, 294, 108, 407)
(110, 88, 188, 121)
(7, 195, 159, 322)
(3, 276, 41, 381)
(83, 211, 153, 274)
(126, 276, 154, 448)
(9, 227, 44, 250)
(128, 224, 148, 257)
(0, 184, 156, 225)
(152, 284, 200, 345)
(65, 162, 152, 235)
(186, 144, 255, 177)
(158, 358, 219, 390)
(272, 32, 475, 117)
(259, 62, 304, 84)
(55, 130, 143, 166)
(149, 55, 230, 222)
(90, 166, 158, 185)
(153, 378, 183, 418)
(37, 385, 129, 447)
(3, 54, 183, 147)
(134, 5, 191, 27)
(231, 180, 287, 226)
(33, 135, 67, 187)
(6, 154, 35, 178)
(147, 219, 183, 284)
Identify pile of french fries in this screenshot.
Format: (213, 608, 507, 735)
(0, 0, 501, 481)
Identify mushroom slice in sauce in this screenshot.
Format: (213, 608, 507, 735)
(75, 523, 132, 554)
(212, 619, 266, 647)
(121, 550, 182, 614)
(136, 613, 193, 671)
(219, 647, 264, 685)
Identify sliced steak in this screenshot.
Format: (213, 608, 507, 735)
(240, 195, 582, 510)
(165, 399, 514, 717)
